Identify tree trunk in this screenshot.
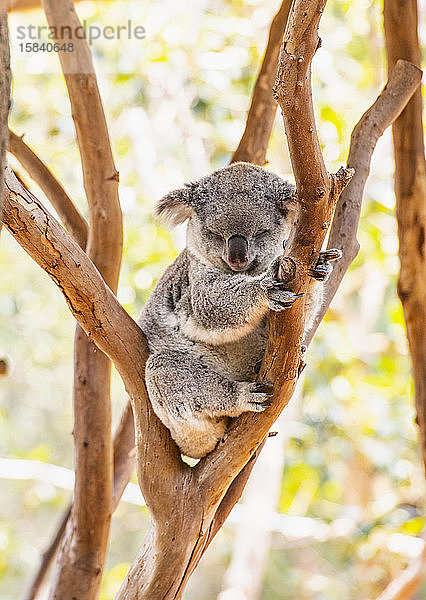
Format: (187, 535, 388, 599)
(383, 0, 426, 470)
(0, 6, 10, 231)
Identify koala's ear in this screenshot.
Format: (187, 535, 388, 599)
(155, 183, 195, 227)
(275, 182, 299, 219)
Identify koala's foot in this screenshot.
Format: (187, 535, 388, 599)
(308, 248, 342, 282)
(236, 380, 274, 413)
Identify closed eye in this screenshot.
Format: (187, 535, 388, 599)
(254, 229, 269, 238)
(207, 229, 223, 241)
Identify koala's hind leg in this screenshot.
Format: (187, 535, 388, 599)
(145, 350, 273, 459)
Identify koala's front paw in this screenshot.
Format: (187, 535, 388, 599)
(237, 381, 274, 413)
(261, 259, 304, 311)
(308, 248, 342, 282)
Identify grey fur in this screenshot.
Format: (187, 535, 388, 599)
(139, 162, 327, 458)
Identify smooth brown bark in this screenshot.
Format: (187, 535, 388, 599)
(8, 130, 88, 249)
(38, 1, 123, 598)
(383, 0, 426, 470)
(23, 403, 135, 600)
(231, 0, 292, 166)
(8, 0, 91, 10)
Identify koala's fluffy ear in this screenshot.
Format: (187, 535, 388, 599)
(274, 181, 299, 219)
(155, 183, 195, 227)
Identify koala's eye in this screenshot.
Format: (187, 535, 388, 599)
(207, 229, 223, 241)
(254, 229, 269, 239)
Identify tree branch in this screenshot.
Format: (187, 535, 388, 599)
(22, 402, 136, 600)
(3, 169, 136, 380)
(8, 130, 88, 249)
(3, 169, 190, 598)
(383, 0, 426, 471)
(169, 18, 420, 596)
(306, 59, 422, 344)
(376, 539, 426, 600)
(231, 0, 292, 166)
(20, 3, 295, 593)
(195, 0, 352, 505)
(37, 1, 123, 596)
(0, 6, 10, 232)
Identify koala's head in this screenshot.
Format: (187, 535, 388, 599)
(155, 162, 297, 274)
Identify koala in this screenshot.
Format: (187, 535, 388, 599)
(138, 162, 340, 459)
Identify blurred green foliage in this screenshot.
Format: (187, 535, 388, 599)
(1, 0, 425, 599)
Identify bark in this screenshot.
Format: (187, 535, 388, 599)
(23, 404, 135, 600)
(383, 0, 426, 470)
(218, 388, 301, 600)
(2, 1, 421, 598)
(37, 1, 123, 598)
(7, 0, 84, 10)
(307, 59, 422, 342)
(0, 5, 10, 231)
(376, 540, 426, 600)
(18, 2, 294, 593)
(8, 130, 88, 249)
(231, 0, 292, 166)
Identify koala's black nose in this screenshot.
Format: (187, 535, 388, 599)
(227, 235, 248, 270)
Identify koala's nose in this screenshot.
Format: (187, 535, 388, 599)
(227, 235, 248, 270)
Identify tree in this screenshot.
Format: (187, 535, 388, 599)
(0, 2, 10, 230)
(2, 0, 423, 598)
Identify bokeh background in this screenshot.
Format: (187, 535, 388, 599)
(1, 0, 425, 598)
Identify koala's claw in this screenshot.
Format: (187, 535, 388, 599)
(261, 278, 287, 291)
(267, 291, 304, 312)
(308, 266, 331, 282)
(321, 248, 343, 262)
(237, 381, 274, 413)
(309, 248, 342, 282)
(247, 396, 273, 411)
(251, 381, 274, 395)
